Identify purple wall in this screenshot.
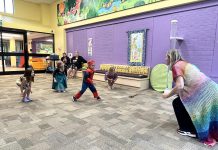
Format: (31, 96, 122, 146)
(66, 1, 218, 82)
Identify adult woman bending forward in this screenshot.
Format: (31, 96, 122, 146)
(163, 49, 218, 147)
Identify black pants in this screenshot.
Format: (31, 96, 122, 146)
(172, 97, 197, 133)
(64, 65, 68, 76)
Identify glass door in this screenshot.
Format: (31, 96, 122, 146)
(27, 32, 54, 72)
(0, 30, 26, 74)
(0, 27, 54, 75)
(0, 28, 3, 72)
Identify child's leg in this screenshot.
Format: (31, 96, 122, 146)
(67, 68, 71, 78)
(111, 80, 115, 86)
(89, 84, 99, 98)
(72, 69, 76, 78)
(111, 80, 115, 89)
(19, 86, 23, 96)
(74, 68, 78, 78)
(22, 86, 32, 102)
(26, 88, 31, 99)
(107, 80, 111, 89)
(74, 83, 88, 99)
(108, 80, 113, 89)
(22, 89, 27, 101)
(22, 91, 26, 99)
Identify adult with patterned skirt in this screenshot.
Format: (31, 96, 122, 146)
(162, 49, 218, 147)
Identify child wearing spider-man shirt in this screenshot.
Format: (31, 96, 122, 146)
(72, 60, 101, 101)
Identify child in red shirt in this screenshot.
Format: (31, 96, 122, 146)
(72, 60, 101, 101)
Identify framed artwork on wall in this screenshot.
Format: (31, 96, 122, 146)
(127, 29, 147, 66)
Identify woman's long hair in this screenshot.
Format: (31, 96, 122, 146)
(167, 49, 184, 69)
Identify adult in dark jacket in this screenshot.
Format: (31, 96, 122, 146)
(67, 51, 87, 78)
(61, 52, 70, 75)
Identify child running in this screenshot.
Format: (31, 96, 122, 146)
(72, 60, 101, 101)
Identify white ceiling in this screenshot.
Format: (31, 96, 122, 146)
(23, 0, 57, 4)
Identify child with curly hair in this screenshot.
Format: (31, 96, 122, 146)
(16, 67, 34, 103)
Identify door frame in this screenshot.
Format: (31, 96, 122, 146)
(0, 27, 55, 75)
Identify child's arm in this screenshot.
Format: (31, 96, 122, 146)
(84, 71, 93, 84)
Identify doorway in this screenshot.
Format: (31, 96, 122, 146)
(0, 27, 54, 75)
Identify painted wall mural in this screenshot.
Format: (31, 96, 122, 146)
(57, 0, 164, 26)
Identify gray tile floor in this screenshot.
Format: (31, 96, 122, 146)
(0, 74, 215, 150)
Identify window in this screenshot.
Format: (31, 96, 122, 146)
(0, 0, 14, 14)
(0, 0, 4, 13)
(27, 32, 54, 54)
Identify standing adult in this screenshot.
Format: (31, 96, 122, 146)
(67, 51, 87, 78)
(163, 49, 218, 147)
(61, 52, 70, 75)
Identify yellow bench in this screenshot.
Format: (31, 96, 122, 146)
(100, 64, 149, 77)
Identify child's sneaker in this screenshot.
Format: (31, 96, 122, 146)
(72, 96, 77, 102)
(22, 97, 31, 103)
(177, 129, 196, 138)
(96, 96, 101, 101)
(26, 97, 33, 102)
(204, 139, 217, 147)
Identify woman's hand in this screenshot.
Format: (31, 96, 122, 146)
(162, 76, 184, 99)
(162, 89, 171, 99)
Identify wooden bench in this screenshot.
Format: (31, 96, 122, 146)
(77, 64, 150, 89)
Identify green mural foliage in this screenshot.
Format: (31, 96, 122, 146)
(57, 0, 164, 26)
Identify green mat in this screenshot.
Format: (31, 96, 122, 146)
(150, 64, 173, 92)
